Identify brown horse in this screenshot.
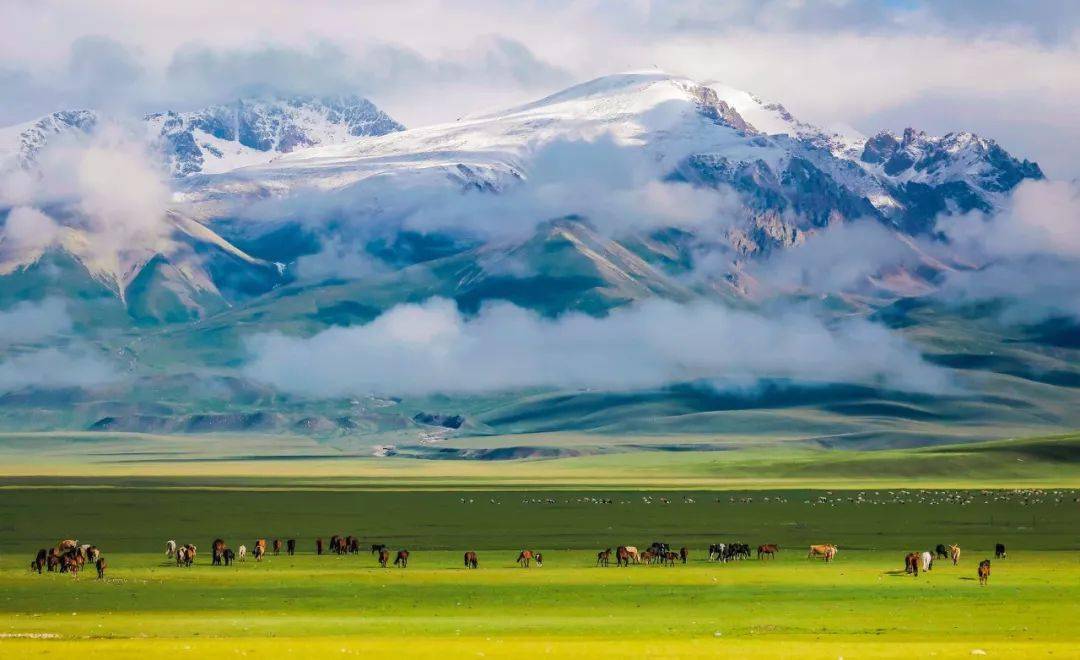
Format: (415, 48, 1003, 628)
(254, 539, 267, 561)
(31, 548, 47, 574)
(464, 551, 479, 569)
(808, 544, 837, 562)
(517, 550, 533, 567)
(597, 548, 612, 567)
(378, 548, 390, 568)
(316, 538, 324, 555)
(905, 552, 920, 576)
(978, 559, 991, 585)
(273, 539, 282, 555)
(663, 551, 679, 566)
(758, 544, 779, 560)
(394, 550, 410, 568)
(640, 550, 655, 565)
(616, 546, 631, 567)
(212, 539, 226, 566)
(679, 547, 688, 564)
(95, 556, 107, 579)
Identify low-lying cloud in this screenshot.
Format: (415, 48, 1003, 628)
(244, 297, 952, 397)
(935, 179, 1080, 322)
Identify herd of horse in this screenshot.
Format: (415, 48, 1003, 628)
(29, 540, 107, 579)
(28, 537, 1006, 585)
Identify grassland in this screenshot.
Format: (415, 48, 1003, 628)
(0, 432, 1077, 657)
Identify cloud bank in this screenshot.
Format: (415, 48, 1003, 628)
(244, 297, 951, 397)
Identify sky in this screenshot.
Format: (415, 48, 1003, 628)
(1, 0, 1078, 177)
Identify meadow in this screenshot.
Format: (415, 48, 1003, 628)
(1, 477, 1078, 658)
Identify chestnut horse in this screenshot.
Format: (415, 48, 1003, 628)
(905, 552, 920, 576)
(464, 551, 479, 569)
(758, 544, 779, 560)
(394, 550, 410, 568)
(978, 559, 991, 585)
(517, 550, 533, 567)
(378, 548, 390, 568)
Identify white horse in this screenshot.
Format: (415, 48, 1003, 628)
(237, 545, 247, 561)
(165, 540, 177, 558)
(921, 550, 934, 572)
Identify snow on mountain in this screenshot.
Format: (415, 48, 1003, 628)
(145, 95, 404, 176)
(178, 72, 1039, 241)
(0, 110, 98, 170)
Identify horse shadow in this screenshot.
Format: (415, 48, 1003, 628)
(883, 570, 913, 577)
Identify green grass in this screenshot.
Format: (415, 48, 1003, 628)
(1, 482, 1078, 657)
(1, 431, 1077, 488)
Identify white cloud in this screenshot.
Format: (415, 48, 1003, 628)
(244, 296, 952, 397)
(0, 298, 72, 344)
(0, 347, 118, 393)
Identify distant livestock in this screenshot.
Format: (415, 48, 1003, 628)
(464, 551, 479, 569)
(808, 545, 837, 562)
(995, 544, 1007, 559)
(238, 545, 247, 561)
(165, 540, 176, 558)
(394, 550, 410, 568)
(905, 552, 920, 576)
(978, 559, 992, 585)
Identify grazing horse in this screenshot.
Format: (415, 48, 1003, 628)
(165, 540, 177, 558)
(378, 548, 390, 568)
(58, 539, 78, 552)
(238, 545, 247, 561)
(905, 552, 920, 576)
(680, 547, 688, 564)
(371, 544, 387, 555)
(517, 550, 533, 567)
(95, 557, 107, 579)
(921, 551, 934, 572)
(995, 543, 1006, 559)
(640, 550, 655, 565)
(348, 537, 360, 554)
(663, 551, 679, 566)
(464, 551, 479, 569)
(212, 539, 226, 566)
(935, 544, 949, 559)
(394, 550, 410, 568)
(64, 553, 82, 578)
(47, 548, 62, 572)
(597, 548, 612, 567)
(708, 543, 726, 562)
(978, 559, 991, 585)
(950, 544, 961, 566)
(623, 546, 641, 564)
(286, 539, 296, 556)
(758, 544, 779, 560)
(32, 548, 47, 574)
(616, 546, 631, 567)
(273, 539, 282, 555)
(316, 538, 323, 555)
(808, 544, 837, 562)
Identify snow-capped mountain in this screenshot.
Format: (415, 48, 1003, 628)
(0, 110, 98, 170)
(0, 94, 403, 177)
(179, 72, 1040, 243)
(145, 95, 404, 176)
